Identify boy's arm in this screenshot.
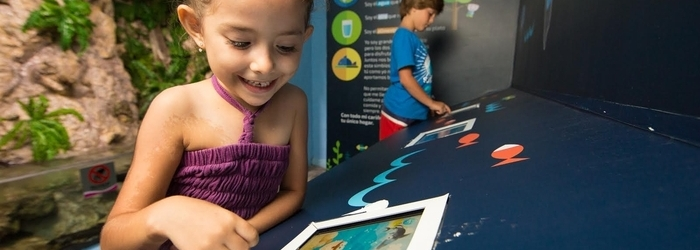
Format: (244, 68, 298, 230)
(398, 67, 437, 107)
(247, 86, 308, 233)
(398, 68, 450, 115)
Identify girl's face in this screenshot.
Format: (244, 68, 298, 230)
(197, 0, 312, 109)
(410, 7, 438, 32)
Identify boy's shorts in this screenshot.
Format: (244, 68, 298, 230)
(379, 107, 417, 140)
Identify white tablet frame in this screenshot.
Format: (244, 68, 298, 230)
(405, 118, 477, 148)
(282, 193, 450, 250)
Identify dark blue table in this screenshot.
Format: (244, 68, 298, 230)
(258, 88, 700, 249)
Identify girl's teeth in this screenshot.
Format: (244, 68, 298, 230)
(244, 79, 270, 87)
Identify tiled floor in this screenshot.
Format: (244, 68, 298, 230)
(307, 165, 326, 181)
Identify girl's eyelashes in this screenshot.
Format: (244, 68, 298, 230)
(277, 45, 298, 53)
(226, 39, 299, 53)
(228, 40, 251, 49)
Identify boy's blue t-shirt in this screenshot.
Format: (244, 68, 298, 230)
(383, 27, 433, 120)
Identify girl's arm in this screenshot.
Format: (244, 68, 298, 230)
(247, 86, 309, 233)
(100, 87, 258, 249)
(100, 87, 188, 249)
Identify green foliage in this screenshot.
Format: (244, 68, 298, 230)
(22, 0, 94, 52)
(115, 1, 210, 118)
(114, 1, 169, 30)
(326, 140, 344, 170)
(0, 95, 84, 162)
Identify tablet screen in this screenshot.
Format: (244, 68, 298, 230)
(299, 210, 423, 250)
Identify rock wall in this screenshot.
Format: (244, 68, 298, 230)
(0, 0, 139, 165)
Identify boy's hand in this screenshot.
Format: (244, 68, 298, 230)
(429, 101, 451, 115)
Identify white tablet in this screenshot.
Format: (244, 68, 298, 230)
(282, 194, 450, 250)
(405, 118, 477, 148)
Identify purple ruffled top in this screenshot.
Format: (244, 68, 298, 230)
(160, 76, 290, 249)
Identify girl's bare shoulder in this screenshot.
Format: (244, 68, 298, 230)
(274, 83, 308, 108)
(146, 80, 210, 117)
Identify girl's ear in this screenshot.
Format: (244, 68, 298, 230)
(303, 25, 314, 42)
(177, 5, 204, 48)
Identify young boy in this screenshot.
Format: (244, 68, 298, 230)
(379, 0, 451, 140)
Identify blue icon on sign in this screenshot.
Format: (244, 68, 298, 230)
(334, 0, 358, 8)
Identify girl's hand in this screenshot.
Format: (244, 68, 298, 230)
(150, 196, 259, 250)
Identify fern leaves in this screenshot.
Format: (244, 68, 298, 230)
(0, 95, 84, 162)
(22, 0, 94, 52)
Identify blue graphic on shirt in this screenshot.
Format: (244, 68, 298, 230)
(415, 46, 432, 93)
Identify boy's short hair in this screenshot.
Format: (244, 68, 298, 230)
(399, 0, 445, 19)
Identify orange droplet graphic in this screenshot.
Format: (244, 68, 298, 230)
(491, 144, 528, 167)
(456, 133, 479, 148)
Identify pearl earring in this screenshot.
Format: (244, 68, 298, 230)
(198, 47, 203, 53)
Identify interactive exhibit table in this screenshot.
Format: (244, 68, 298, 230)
(258, 88, 700, 249)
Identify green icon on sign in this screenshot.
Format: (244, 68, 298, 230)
(332, 10, 362, 45)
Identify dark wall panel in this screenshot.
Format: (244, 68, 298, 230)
(513, 0, 700, 117)
(429, 0, 519, 104)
